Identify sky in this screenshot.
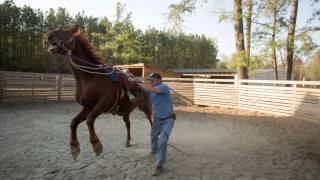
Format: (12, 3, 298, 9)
(4, 0, 320, 58)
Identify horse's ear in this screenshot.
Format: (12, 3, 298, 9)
(71, 25, 80, 35)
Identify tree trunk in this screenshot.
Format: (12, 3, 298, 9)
(285, 0, 298, 80)
(272, 1, 279, 80)
(0, 21, 2, 70)
(245, 0, 253, 69)
(233, 0, 248, 79)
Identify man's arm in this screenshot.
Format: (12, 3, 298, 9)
(128, 77, 160, 93)
(137, 82, 161, 93)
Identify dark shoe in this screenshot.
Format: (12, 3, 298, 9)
(152, 166, 164, 176)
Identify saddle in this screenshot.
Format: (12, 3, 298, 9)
(115, 68, 141, 98)
(101, 65, 141, 97)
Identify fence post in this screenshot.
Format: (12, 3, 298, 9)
(192, 78, 196, 105)
(32, 73, 35, 101)
(57, 75, 62, 100)
(236, 78, 240, 110)
(292, 82, 297, 115)
(0, 72, 4, 102)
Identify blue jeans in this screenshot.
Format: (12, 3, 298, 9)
(151, 116, 175, 167)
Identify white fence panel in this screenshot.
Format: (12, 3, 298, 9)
(1, 71, 320, 122)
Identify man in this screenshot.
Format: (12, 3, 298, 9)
(129, 72, 175, 176)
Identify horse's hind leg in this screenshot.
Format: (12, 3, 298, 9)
(70, 107, 90, 160)
(122, 114, 131, 147)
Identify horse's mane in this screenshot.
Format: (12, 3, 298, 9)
(75, 32, 106, 64)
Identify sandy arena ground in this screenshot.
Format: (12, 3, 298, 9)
(0, 101, 320, 180)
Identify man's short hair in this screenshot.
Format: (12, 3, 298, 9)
(147, 72, 162, 80)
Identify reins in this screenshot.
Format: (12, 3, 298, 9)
(68, 55, 115, 76)
(58, 36, 116, 76)
(58, 36, 120, 113)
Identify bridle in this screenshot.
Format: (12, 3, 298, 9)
(53, 35, 115, 76)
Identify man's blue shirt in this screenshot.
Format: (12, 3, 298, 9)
(149, 82, 173, 119)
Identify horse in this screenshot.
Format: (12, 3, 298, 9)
(44, 25, 152, 160)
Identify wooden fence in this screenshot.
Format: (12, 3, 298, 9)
(0, 71, 75, 102)
(1, 71, 320, 122)
(166, 78, 320, 122)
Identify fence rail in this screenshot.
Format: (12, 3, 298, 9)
(1, 71, 319, 122)
(163, 78, 320, 123)
(0, 71, 75, 102)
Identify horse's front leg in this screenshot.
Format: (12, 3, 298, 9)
(86, 113, 103, 156)
(86, 100, 109, 156)
(122, 114, 131, 147)
(70, 107, 90, 160)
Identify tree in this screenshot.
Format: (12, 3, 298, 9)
(55, 7, 72, 28)
(44, 9, 56, 31)
(166, 0, 198, 34)
(309, 0, 320, 22)
(0, 0, 20, 71)
(244, 0, 253, 71)
(285, 0, 298, 80)
(254, 0, 289, 80)
(304, 48, 320, 80)
(233, 0, 249, 79)
(167, 0, 239, 70)
(294, 32, 317, 60)
(73, 11, 87, 30)
(292, 56, 303, 80)
(0, 0, 218, 73)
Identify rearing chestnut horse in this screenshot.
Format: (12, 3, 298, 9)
(44, 25, 152, 160)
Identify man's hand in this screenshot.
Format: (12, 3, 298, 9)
(128, 77, 138, 83)
(128, 77, 160, 93)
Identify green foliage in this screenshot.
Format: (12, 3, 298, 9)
(295, 32, 317, 58)
(166, 0, 318, 79)
(227, 51, 246, 69)
(248, 56, 264, 72)
(0, 0, 218, 73)
(303, 49, 320, 80)
(218, 14, 232, 23)
(304, 62, 320, 80)
(166, 0, 208, 34)
(166, 1, 195, 34)
(309, 0, 320, 22)
(219, 53, 263, 73)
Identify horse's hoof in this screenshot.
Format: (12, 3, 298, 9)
(93, 143, 103, 156)
(71, 146, 80, 160)
(125, 141, 131, 147)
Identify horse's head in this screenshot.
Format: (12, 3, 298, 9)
(44, 25, 80, 55)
